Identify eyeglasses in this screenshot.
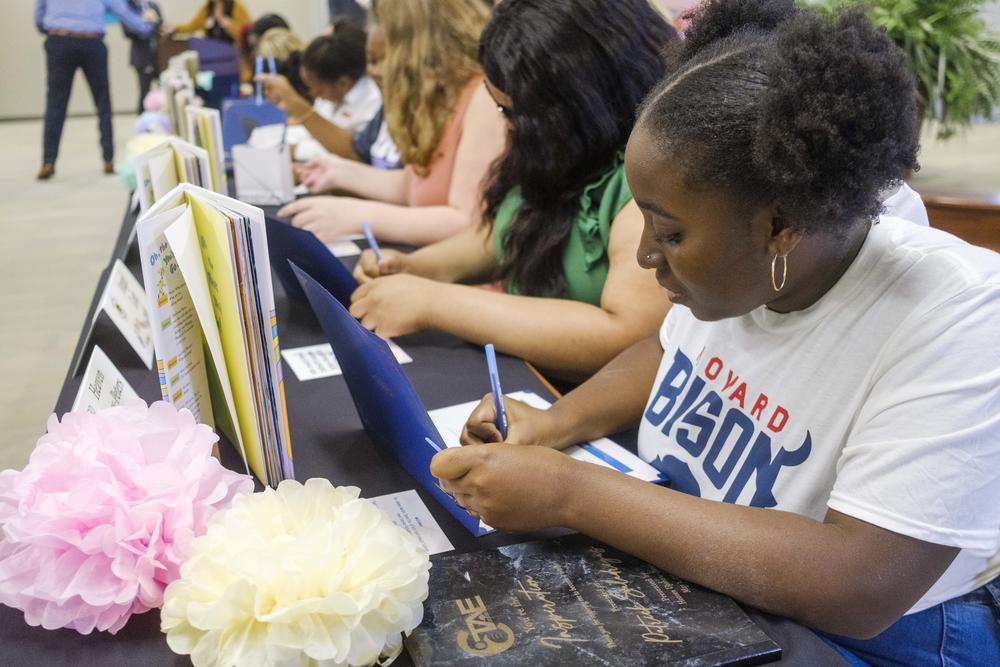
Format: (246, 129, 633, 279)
(483, 80, 513, 121)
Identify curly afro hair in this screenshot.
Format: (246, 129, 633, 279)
(638, 0, 920, 235)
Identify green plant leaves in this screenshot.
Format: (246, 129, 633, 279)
(812, 0, 1000, 138)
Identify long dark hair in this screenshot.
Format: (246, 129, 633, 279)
(480, 0, 676, 297)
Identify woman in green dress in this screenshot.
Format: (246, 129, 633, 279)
(349, 0, 677, 382)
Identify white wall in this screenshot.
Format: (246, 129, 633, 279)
(1, 0, 329, 120)
(6, 1, 999, 121)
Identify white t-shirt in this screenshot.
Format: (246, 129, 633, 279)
(638, 217, 1000, 614)
(882, 182, 929, 227)
(296, 76, 383, 162)
(314, 75, 381, 131)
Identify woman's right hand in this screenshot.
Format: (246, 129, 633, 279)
(460, 394, 566, 450)
(259, 74, 311, 118)
(296, 154, 355, 194)
(353, 248, 409, 284)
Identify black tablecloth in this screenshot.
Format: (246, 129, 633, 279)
(0, 200, 846, 666)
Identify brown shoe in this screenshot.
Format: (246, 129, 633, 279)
(36, 164, 55, 180)
(103, 162, 114, 175)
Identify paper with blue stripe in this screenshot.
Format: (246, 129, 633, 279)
(428, 390, 665, 483)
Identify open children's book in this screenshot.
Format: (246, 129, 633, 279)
(134, 137, 214, 213)
(185, 106, 227, 194)
(135, 183, 293, 487)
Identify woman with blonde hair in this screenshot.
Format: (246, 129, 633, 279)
(275, 0, 507, 246)
(254, 28, 304, 61)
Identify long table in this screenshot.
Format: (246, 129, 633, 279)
(0, 199, 846, 666)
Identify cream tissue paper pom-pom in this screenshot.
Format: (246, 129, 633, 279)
(0, 401, 254, 634)
(161, 478, 432, 667)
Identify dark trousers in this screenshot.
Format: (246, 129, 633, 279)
(136, 68, 156, 114)
(42, 34, 113, 166)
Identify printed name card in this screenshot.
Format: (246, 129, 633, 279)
(73, 260, 157, 377)
(72, 346, 141, 413)
(283, 342, 412, 382)
(98, 260, 155, 368)
(369, 489, 454, 556)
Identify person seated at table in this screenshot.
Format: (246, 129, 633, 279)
(254, 27, 304, 64)
(236, 13, 290, 90)
(273, 0, 507, 246)
(348, 0, 677, 381)
(289, 16, 402, 171)
(252, 28, 309, 102)
(261, 19, 388, 164)
(244, 13, 289, 57)
(431, 2, 1000, 665)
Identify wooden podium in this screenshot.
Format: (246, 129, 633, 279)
(923, 192, 1000, 254)
(156, 36, 191, 73)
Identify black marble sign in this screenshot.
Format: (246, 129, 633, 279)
(407, 535, 781, 666)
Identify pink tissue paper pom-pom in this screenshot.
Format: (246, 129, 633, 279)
(0, 401, 254, 635)
(143, 88, 166, 112)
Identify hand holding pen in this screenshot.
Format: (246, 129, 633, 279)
(484, 344, 508, 440)
(362, 221, 382, 262)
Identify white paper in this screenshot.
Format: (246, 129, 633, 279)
(324, 240, 362, 258)
(72, 346, 141, 413)
(247, 123, 286, 149)
(148, 150, 179, 203)
(134, 138, 212, 212)
(95, 259, 155, 368)
(369, 489, 454, 555)
(282, 341, 412, 381)
(428, 390, 665, 482)
(233, 143, 295, 206)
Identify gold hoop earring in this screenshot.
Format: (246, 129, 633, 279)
(771, 253, 788, 292)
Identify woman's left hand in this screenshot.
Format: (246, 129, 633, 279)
(431, 444, 578, 532)
(349, 274, 436, 338)
(278, 196, 369, 241)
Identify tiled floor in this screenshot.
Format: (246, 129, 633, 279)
(0, 115, 998, 472)
(0, 115, 137, 470)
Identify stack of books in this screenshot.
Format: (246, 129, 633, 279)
(134, 137, 213, 213)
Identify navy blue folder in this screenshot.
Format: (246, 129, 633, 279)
(291, 262, 487, 535)
(221, 99, 287, 157)
(266, 216, 358, 306)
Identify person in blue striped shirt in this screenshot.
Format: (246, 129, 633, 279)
(34, 0, 156, 180)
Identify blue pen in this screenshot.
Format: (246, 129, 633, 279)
(362, 222, 382, 261)
(254, 56, 263, 104)
(484, 344, 508, 440)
